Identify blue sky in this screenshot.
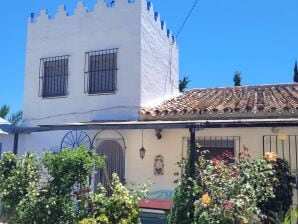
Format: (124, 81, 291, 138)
(0, 0, 297, 114)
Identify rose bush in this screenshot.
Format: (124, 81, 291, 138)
(194, 156, 275, 224)
(169, 149, 279, 224)
(258, 157, 296, 223)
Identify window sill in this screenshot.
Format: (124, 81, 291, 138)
(41, 95, 68, 99)
(87, 91, 117, 96)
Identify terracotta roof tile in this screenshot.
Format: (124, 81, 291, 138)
(140, 84, 298, 121)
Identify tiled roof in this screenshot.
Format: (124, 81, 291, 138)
(140, 84, 298, 121)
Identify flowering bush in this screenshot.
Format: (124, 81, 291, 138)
(80, 174, 150, 224)
(169, 150, 277, 224)
(258, 157, 296, 223)
(194, 156, 275, 223)
(0, 148, 149, 224)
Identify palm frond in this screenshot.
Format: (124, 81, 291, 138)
(0, 105, 10, 119)
(179, 76, 191, 92)
(8, 110, 23, 126)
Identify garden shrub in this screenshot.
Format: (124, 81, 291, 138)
(168, 158, 202, 224)
(0, 147, 105, 224)
(0, 147, 149, 224)
(169, 151, 277, 224)
(258, 157, 296, 223)
(80, 173, 150, 224)
(0, 153, 40, 222)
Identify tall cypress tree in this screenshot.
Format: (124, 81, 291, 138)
(294, 60, 298, 83)
(233, 71, 242, 86)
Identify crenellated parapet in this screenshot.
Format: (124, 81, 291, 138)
(29, 0, 175, 44)
(145, 1, 175, 44)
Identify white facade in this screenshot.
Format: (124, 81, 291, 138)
(0, 118, 14, 154)
(0, 135, 14, 154)
(23, 0, 178, 127)
(16, 126, 298, 194)
(2, 0, 296, 203)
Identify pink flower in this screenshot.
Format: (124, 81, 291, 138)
(223, 200, 234, 209)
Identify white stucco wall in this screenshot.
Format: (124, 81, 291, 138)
(23, 0, 179, 127)
(140, 1, 179, 105)
(18, 126, 298, 194)
(0, 134, 14, 154)
(23, 1, 142, 126)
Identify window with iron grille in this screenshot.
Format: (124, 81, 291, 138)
(84, 49, 118, 94)
(187, 136, 240, 162)
(39, 56, 69, 98)
(263, 135, 298, 171)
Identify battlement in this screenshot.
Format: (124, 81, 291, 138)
(30, 0, 175, 44)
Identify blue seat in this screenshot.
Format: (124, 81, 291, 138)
(147, 190, 174, 200)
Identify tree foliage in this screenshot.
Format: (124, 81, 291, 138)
(0, 105, 10, 119)
(294, 60, 298, 83)
(8, 110, 22, 126)
(179, 76, 191, 92)
(0, 104, 22, 125)
(233, 71, 242, 86)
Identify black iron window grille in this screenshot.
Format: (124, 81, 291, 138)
(187, 136, 240, 161)
(84, 48, 118, 95)
(263, 134, 298, 204)
(39, 56, 69, 98)
(263, 135, 298, 171)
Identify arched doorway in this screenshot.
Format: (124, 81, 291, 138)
(94, 140, 125, 195)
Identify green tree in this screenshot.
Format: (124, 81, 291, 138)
(294, 60, 298, 83)
(233, 71, 242, 86)
(0, 105, 10, 119)
(0, 104, 22, 125)
(179, 76, 191, 92)
(8, 111, 23, 126)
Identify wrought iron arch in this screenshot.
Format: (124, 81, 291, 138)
(61, 130, 92, 149)
(91, 130, 126, 150)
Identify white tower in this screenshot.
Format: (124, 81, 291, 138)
(23, 0, 179, 126)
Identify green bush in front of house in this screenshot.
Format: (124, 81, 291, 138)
(0, 152, 40, 221)
(168, 158, 201, 224)
(258, 158, 296, 223)
(169, 151, 279, 224)
(0, 147, 102, 223)
(80, 173, 150, 224)
(0, 147, 149, 224)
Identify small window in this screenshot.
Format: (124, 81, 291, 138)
(85, 49, 118, 94)
(189, 136, 240, 163)
(39, 56, 69, 98)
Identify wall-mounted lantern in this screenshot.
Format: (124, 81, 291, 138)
(139, 146, 146, 160)
(139, 130, 146, 159)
